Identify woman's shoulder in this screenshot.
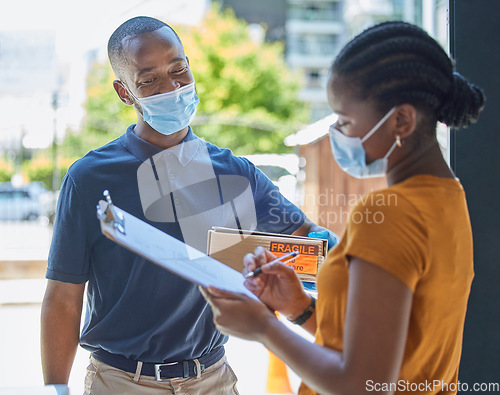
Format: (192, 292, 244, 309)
(354, 175, 461, 212)
(350, 182, 424, 228)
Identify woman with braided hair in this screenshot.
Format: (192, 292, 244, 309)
(201, 21, 485, 394)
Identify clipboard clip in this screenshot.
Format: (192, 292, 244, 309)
(96, 190, 126, 234)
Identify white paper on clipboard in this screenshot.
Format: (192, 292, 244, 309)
(96, 196, 257, 300)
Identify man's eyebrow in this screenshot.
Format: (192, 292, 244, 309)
(170, 56, 187, 64)
(136, 67, 156, 78)
(135, 57, 187, 79)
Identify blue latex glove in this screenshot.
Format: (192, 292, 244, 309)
(308, 229, 340, 251)
(302, 281, 317, 293)
(303, 230, 340, 293)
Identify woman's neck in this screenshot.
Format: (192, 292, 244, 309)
(387, 140, 455, 186)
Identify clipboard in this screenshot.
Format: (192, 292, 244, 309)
(96, 190, 257, 300)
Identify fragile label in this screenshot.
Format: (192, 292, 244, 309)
(269, 242, 319, 275)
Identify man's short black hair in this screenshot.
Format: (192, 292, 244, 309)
(107, 16, 182, 80)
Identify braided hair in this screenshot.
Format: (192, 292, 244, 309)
(332, 21, 485, 129)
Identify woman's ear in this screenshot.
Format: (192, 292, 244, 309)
(113, 80, 133, 106)
(393, 104, 417, 141)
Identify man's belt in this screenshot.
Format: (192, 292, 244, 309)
(92, 346, 225, 380)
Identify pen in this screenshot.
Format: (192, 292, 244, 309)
(244, 251, 300, 279)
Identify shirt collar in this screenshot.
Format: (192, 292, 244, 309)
(121, 125, 200, 166)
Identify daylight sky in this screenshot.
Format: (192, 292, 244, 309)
(1, 0, 210, 55)
(0, 0, 211, 149)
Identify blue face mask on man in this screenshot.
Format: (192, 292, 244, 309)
(328, 107, 397, 179)
(127, 81, 200, 135)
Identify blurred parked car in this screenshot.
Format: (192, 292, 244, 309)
(0, 182, 56, 222)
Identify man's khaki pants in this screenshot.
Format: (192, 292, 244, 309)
(84, 355, 239, 395)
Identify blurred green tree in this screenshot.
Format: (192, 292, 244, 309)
(58, 61, 136, 159)
(22, 155, 75, 190)
(178, 4, 309, 154)
(60, 3, 308, 157)
(0, 158, 14, 182)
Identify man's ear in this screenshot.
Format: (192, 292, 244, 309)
(393, 104, 417, 140)
(113, 80, 133, 106)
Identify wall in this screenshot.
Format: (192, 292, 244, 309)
(450, 0, 500, 384)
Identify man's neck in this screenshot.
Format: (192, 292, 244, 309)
(133, 121, 189, 150)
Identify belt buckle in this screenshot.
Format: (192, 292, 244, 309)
(155, 362, 178, 381)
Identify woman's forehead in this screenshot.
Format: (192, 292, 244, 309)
(327, 75, 353, 111)
(328, 74, 379, 117)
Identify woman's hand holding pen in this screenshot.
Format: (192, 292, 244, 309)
(200, 246, 311, 340)
(243, 246, 312, 321)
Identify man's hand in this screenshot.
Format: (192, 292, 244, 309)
(308, 229, 340, 251)
(293, 220, 339, 251)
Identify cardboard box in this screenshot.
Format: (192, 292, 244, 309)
(207, 227, 327, 282)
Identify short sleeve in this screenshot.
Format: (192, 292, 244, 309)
(252, 167, 306, 234)
(344, 191, 428, 291)
(46, 173, 90, 284)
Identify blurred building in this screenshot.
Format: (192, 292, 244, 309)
(285, 0, 347, 122)
(219, 0, 287, 42)
(0, 30, 60, 167)
(221, 0, 448, 124)
(284, 0, 448, 123)
(345, 0, 448, 46)
(220, 0, 347, 122)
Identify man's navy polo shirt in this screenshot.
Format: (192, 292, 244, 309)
(47, 125, 306, 362)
